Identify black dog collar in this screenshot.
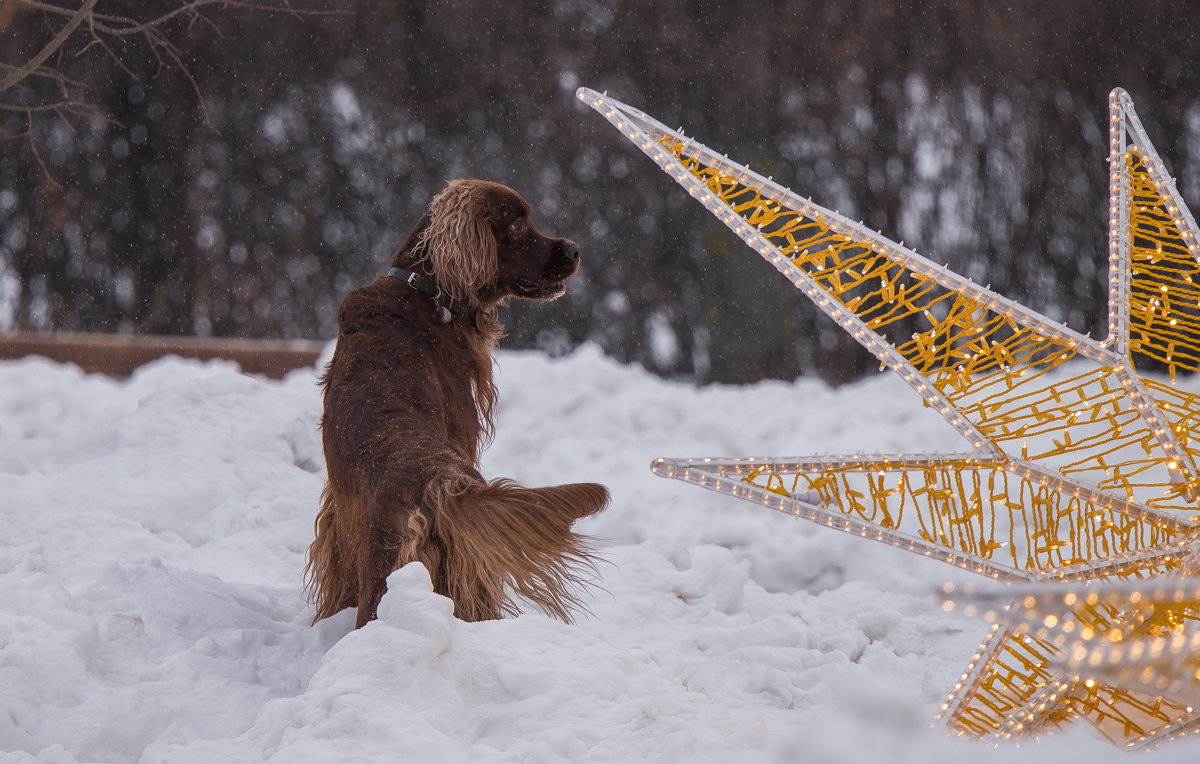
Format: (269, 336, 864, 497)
(386, 266, 471, 323)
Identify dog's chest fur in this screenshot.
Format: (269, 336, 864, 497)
(427, 318, 493, 455)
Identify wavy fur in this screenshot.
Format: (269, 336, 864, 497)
(416, 181, 499, 309)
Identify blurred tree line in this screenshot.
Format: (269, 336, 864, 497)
(2, 0, 1200, 384)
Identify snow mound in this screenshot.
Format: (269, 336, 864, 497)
(0, 347, 1190, 762)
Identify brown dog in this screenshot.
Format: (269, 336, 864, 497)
(306, 179, 609, 628)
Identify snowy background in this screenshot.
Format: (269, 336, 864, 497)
(2, 345, 1197, 762)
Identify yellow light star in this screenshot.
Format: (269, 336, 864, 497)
(579, 85, 1200, 747)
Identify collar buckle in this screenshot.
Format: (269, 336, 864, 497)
(386, 266, 470, 322)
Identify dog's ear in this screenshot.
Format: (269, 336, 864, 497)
(417, 181, 498, 305)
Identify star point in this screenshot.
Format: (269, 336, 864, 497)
(581, 85, 1200, 746)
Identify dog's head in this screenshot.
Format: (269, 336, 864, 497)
(408, 179, 581, 310)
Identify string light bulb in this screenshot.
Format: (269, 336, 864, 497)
(581, 85, 1200, 747)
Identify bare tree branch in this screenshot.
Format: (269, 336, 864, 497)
(9, 0, 328, 39)
(0, 100, 92, 113)
(0, 0, 99, 93)
(1, 0, 336, 172)
(13, 111, 62, 188)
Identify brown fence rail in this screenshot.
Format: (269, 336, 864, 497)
(0, 331, 327, 379)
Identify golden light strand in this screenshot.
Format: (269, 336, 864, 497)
(581, 85, 1200, 746)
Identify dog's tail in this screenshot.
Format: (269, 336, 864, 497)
(427, 478, 609, 622)
(305, 485, 354, 623)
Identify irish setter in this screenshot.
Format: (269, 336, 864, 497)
(306, 179, 609, 628)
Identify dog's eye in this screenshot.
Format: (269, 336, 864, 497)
(509, 218, 528, 234)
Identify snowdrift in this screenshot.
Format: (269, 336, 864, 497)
(0, 346, 1186, 762)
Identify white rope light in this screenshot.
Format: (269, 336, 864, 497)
(580, 85, 1200, 747)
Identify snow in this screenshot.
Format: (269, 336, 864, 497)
(0, 345, 1194, 762)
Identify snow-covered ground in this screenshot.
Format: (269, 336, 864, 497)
(1, 345, 1193, 762)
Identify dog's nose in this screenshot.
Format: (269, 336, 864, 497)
(562, 240, 580, 262)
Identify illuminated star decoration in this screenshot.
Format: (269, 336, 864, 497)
(579, 85, 1200, 747)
